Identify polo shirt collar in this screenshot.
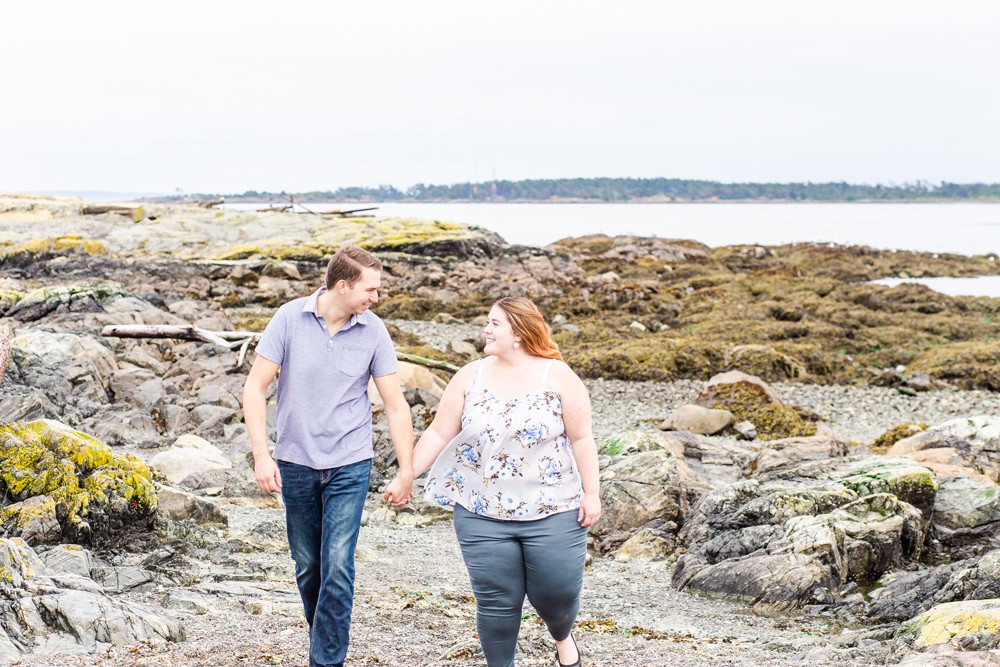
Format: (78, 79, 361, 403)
(302, 287, 369, 328)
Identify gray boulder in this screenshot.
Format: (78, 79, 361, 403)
(149, 434, 232, 485)
(932, 475, 1000, 556)
(155, 485, 228, 526)
(749, 434, 850, 476)
(0, 538, 183, 656)
(39, 544, 95, 578)
(593, 449, 710, 557)
(109, 368, 165, 408)
(890, 415, 1000, 483)
(658, 404, 735, 435)
(868, 550, 1000, 623)
(672, 456, 936, 608)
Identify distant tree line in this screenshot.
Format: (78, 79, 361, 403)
(187, 178, 1000, 203)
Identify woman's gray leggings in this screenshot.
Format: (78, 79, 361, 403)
(453, 505, 588, 667)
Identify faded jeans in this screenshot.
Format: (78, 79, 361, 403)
(278, 458, 371, 667)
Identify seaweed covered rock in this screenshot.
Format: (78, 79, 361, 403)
(0, 537, 182, 656)
(0, 420, 157, 546)
(694, 371, 817, 440)
(873, 422, 931, 453)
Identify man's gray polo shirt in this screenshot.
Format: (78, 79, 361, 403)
(255, 288, 399, 470)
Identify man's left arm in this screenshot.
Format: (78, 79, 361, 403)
(373, 372, 414, 507)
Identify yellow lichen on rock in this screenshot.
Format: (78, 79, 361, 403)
(3, 235, 107, 257)
(906, 599, 1000, 647)
(212, 216, 481, 261)
(0, 420, 157, 545)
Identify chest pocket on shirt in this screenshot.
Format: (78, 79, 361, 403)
(340, 345, 373, 376)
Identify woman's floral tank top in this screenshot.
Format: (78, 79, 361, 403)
(424, 358, 583, 520)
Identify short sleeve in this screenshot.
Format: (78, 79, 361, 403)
(255, 306, 289, 365)
(370, 320, 399, 378)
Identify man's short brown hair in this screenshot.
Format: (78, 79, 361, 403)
(324, 245, 382, 289)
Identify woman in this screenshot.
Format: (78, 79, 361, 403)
(386, 297, 601, 667)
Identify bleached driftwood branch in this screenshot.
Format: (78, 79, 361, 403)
(100, 324, 259, 349)
(100, 325, 460, 373)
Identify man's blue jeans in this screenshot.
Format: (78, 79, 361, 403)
(278, 458, 371, 667)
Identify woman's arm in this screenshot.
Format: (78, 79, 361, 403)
(556, 362, 602, 528)
(382, 362, 477, 504)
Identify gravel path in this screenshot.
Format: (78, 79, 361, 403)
(11, 503, 885, 667)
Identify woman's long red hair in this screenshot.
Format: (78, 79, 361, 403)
(494, 297, 562, 361)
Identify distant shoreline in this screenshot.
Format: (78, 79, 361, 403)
(151, 197, 1000, 205)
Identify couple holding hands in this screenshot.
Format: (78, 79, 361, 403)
(244, 245, 600, 667)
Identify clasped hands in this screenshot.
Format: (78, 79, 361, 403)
(382, 471, 414, 508)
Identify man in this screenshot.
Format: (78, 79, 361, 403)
(243, 245, 413, 667)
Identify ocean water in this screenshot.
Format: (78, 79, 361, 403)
(223, 201, 1000, 296)
(365, 202, 1000, 256)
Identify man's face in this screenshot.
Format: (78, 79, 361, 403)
(339, 267, 381, 314)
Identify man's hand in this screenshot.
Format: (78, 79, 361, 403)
(383, 473, 413, 508)
(254, 454, 282, 494)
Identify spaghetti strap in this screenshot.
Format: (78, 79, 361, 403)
(473, 358, 486, 386)
(540, 358, 556, 388)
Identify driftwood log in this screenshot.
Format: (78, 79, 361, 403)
(100, 324, 460, 373)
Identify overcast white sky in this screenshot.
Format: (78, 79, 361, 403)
(2, 1, 999, 194)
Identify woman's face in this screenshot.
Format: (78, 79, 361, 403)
(483, 306, 520, 356)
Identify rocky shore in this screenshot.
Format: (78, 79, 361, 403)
(2, 194, 1000, 666)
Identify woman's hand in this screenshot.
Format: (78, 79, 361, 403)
(578, 492, 602, 528)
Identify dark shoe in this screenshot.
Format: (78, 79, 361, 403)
(555, 634, 581, 667)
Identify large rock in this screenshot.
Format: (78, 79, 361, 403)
(6, 284, 125, 322)
(9, 329, 118, 404)
(40, 544, 96, 579)
(675, 492, 922, 607)
(593, 449, 710, 557)
(368, 361, 447, 411)
(749, 434, 850, 476)
(0, 420, 157, 546)
(932, 475, 1000, 556)
(149, 434, 232, 485)
(109, 368, 165, 409)
(155, 485, 228, 526)
(0, 538, 183, 655)
(869, 550, 1000, 623)
(890, 416, 1000, 483)
(658, 404, 734, 435)
(672, 456, 936, 608)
